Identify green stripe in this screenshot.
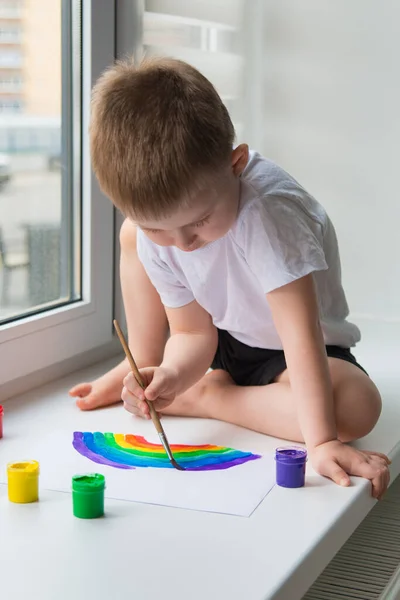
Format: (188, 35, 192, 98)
(103, 434, 234, 459)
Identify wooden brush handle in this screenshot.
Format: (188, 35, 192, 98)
(145, 401, 164, 434)
(113, 319, 164, 434)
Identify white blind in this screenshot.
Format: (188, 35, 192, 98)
(143, 0, 247, 141)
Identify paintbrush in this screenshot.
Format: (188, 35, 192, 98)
(113, 319, 185, 471)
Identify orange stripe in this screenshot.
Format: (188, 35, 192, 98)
(124, 434, 222, 454)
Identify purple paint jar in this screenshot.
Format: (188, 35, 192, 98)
(275, 446, 307, 488)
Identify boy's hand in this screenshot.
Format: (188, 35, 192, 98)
(309, 440, 390, 500)
(122, 367, 178, 419)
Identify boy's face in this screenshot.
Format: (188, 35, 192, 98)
(134, 145, 249, 252)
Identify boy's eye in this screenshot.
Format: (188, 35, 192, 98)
(193, 216, 210, 228)
(143, 215, 210, 234)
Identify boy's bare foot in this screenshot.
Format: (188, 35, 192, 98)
(161, 370, 233, 419)
(69, 359, 130, 411)
(69, 379, 122, 410)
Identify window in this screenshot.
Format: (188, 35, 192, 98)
(0, 75, 23, 91)
(0, 0, 115, 390)
(0, 98, 22, 112)
(0, 51, 22, 67)
(0, 27, 22, 43)
(140, 0, 264, 149)
(0, 1, 23, 19)
(0, 0, 78, 322)
(142, 3, 245, 140)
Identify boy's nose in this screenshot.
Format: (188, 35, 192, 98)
(178, 240, 198, 252)
(174, 231, 197, 251)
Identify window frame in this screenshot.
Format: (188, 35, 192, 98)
(0, 0, 117, 389)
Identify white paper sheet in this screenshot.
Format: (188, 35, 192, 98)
(0, 430, 275, 516)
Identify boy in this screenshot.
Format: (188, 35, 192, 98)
(70, 57, 389, 498)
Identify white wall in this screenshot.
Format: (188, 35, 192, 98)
(261, 0, 400, 321)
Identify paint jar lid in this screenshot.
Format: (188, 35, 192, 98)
(275, 446, 307, 465)
(7, 460, 40, 476)
(72, 473, 105, 493)
(0, 405, 3, 415)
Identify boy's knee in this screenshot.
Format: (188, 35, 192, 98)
(336, 377, 382, 442)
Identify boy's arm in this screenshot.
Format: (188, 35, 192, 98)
(160, 300, 218, 394)
(122, 297, 216, 415)
(120, 219, 169, 367)
(266, 273, 337, 449)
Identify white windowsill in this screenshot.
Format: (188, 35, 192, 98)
(1, 320, 399, 600)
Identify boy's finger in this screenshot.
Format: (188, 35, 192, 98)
(356, 461, 387, 480)
(121, 386, 145, 410)
(325, 462, 350, 487)
(355, 462, 389, 499)
(124, 403, 146, 419)
(365, 451, 391, 465)
(371, 474, 384, 499)
(145, 371, 167, 401)
(123, 373, 145, 398)
(373, 468, 390, 500)
(137, 402, 150, 417)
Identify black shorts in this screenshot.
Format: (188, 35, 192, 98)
(211, 329, 368, 386)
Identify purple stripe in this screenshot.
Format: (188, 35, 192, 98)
(73, 432, 134, 470)
(186, 453, 261, 471)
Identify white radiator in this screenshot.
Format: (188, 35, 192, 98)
(303, 475, 400, 600)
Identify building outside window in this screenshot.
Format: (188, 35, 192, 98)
(0, 0, 115, 391)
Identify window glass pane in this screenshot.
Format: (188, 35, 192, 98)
(0, 0, 81, 323)
(143, 0, 246, 141)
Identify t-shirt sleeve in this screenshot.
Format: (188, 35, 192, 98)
(136, 231, 194, 308)
(238, 196, 328, 294)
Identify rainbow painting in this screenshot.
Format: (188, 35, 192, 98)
(73, 432, 261, 471)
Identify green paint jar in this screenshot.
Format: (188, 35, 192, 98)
(72, 473, 105, 519)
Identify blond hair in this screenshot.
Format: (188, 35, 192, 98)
(90, 57, 235, 219)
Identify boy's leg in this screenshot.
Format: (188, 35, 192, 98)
(164, 359, 382, 443)
(70, 220, 169, 409)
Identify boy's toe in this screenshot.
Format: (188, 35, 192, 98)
(76, 397, 94, 410)
(69, 383, 92, 397)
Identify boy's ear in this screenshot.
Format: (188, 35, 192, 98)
(231, 144, 249, 177)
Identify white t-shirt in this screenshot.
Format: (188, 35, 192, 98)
(137, 151, 361, 350)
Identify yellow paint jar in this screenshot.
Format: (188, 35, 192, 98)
(7, 460, 40, 503)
